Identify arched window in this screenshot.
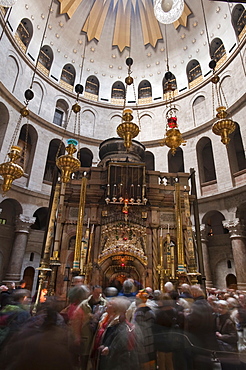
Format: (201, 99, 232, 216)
(210, 38, 226, 68)
(232, 4, 246, 40)
(0, 198, 22, 226)
(23, 267, 35, 291)
(17, 124, 37, 176)
(226, 274, 237, 290)
(197, 137, 216, 184)
(145, 151, 155, 171)
(0, 102, 9, 151)
(31, 207, 49, 230)
(187, 59, 203, 88)
(111, 81, 125, 105)
(227, 123, 246, 176)
(15, 18, 33, 52)
(192, 95, 206, 126)
(168, 147, 184, 173)
(60, 64, 76, 92)
(38, 45, 53, 76)
(162, 73, 177, 99)
(43, 139, 65, 183)
(77, 148, 93, 167)
(84, 75, 99, 101)
(53, 99, 69, 127)
(203, 210, 226, 236)
(138, 80, 152, 104)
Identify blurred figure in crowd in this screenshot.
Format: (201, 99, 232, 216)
(0, 297, 72, 370)
(94, 296, 140, 370)
(216, 300, 240, 370)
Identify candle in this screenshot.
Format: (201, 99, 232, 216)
(87, 218, 90, 228)
(160, 227, 163, 237)
(91, 224, 94, 233)
(167, 223, 169, 233)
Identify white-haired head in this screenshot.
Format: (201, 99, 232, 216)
(164, 282, 174, 292)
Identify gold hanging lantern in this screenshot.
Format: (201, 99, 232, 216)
(0, 146, 24, 193)
(210, 62, 236, 145)
(160, 109, 186, 155)
(56, 139, 81, 183)
(117, 108, 139, 149)
(212, 106, 236, 146)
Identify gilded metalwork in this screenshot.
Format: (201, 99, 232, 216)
(0, 146, 24, 193)
(72, 175, 88, 274)
(56, 141, 81, 183)
(175, 183, 185, 274)
(212, 106, 236, 145)
(125, 76, 133, 85)
(160, 127, 186, 155)
(117, 109, 139, 149)
(20, 106, 29, 117)
(98, 221, 147, 266)
(72, 102, 81, 113)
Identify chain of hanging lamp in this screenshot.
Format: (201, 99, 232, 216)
(55, 12, 91, 182)
(0, 0, 55, 193)
(159, 24, 186, 155)
(200, 0, 236, 146)
(116, 57, 140, 150)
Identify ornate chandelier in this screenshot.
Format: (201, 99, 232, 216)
(160, 107, 186, 155)
(210, 61, 236, 145)
(116, 57, 140, 150)
(154, 0, 184, 24)
(56, 139, 81, 183)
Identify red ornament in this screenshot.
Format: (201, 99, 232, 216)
(167, 116, 177, 129)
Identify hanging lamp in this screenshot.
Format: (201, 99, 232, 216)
(0, 89, 34, 193)
(116, 57, 140, 150)
(209, 61, 236, 145)
(0, 1, 55, 193)
(56, 138, 81, 183)
(55, 23, 87, 182)
(160, 106, 186, 155)
(160, 25, 186, 154)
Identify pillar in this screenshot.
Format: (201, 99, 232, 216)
(4, 214, 35, 283)
(223, 218, 246, 291)
(200, 224, 213, 288)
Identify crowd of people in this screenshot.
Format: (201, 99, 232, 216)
(0, 278, 246, 370)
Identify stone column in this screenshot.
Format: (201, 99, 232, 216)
(4, 214, 35, 283)
(223, 218, 246, 291)
(200, 224, 213, 288)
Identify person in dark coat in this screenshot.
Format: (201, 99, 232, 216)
(133, 289, 156, 370)
(216, 300, 240, 370)
(185, 285, 218, 370)
(96, 296, 140, 370)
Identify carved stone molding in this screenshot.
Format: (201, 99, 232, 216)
(15, 214, 36, 233)
(222, 218, 246, 239)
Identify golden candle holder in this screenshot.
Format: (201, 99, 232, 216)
(0, 146, 24, 193)
(56, 139, 81, 183)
